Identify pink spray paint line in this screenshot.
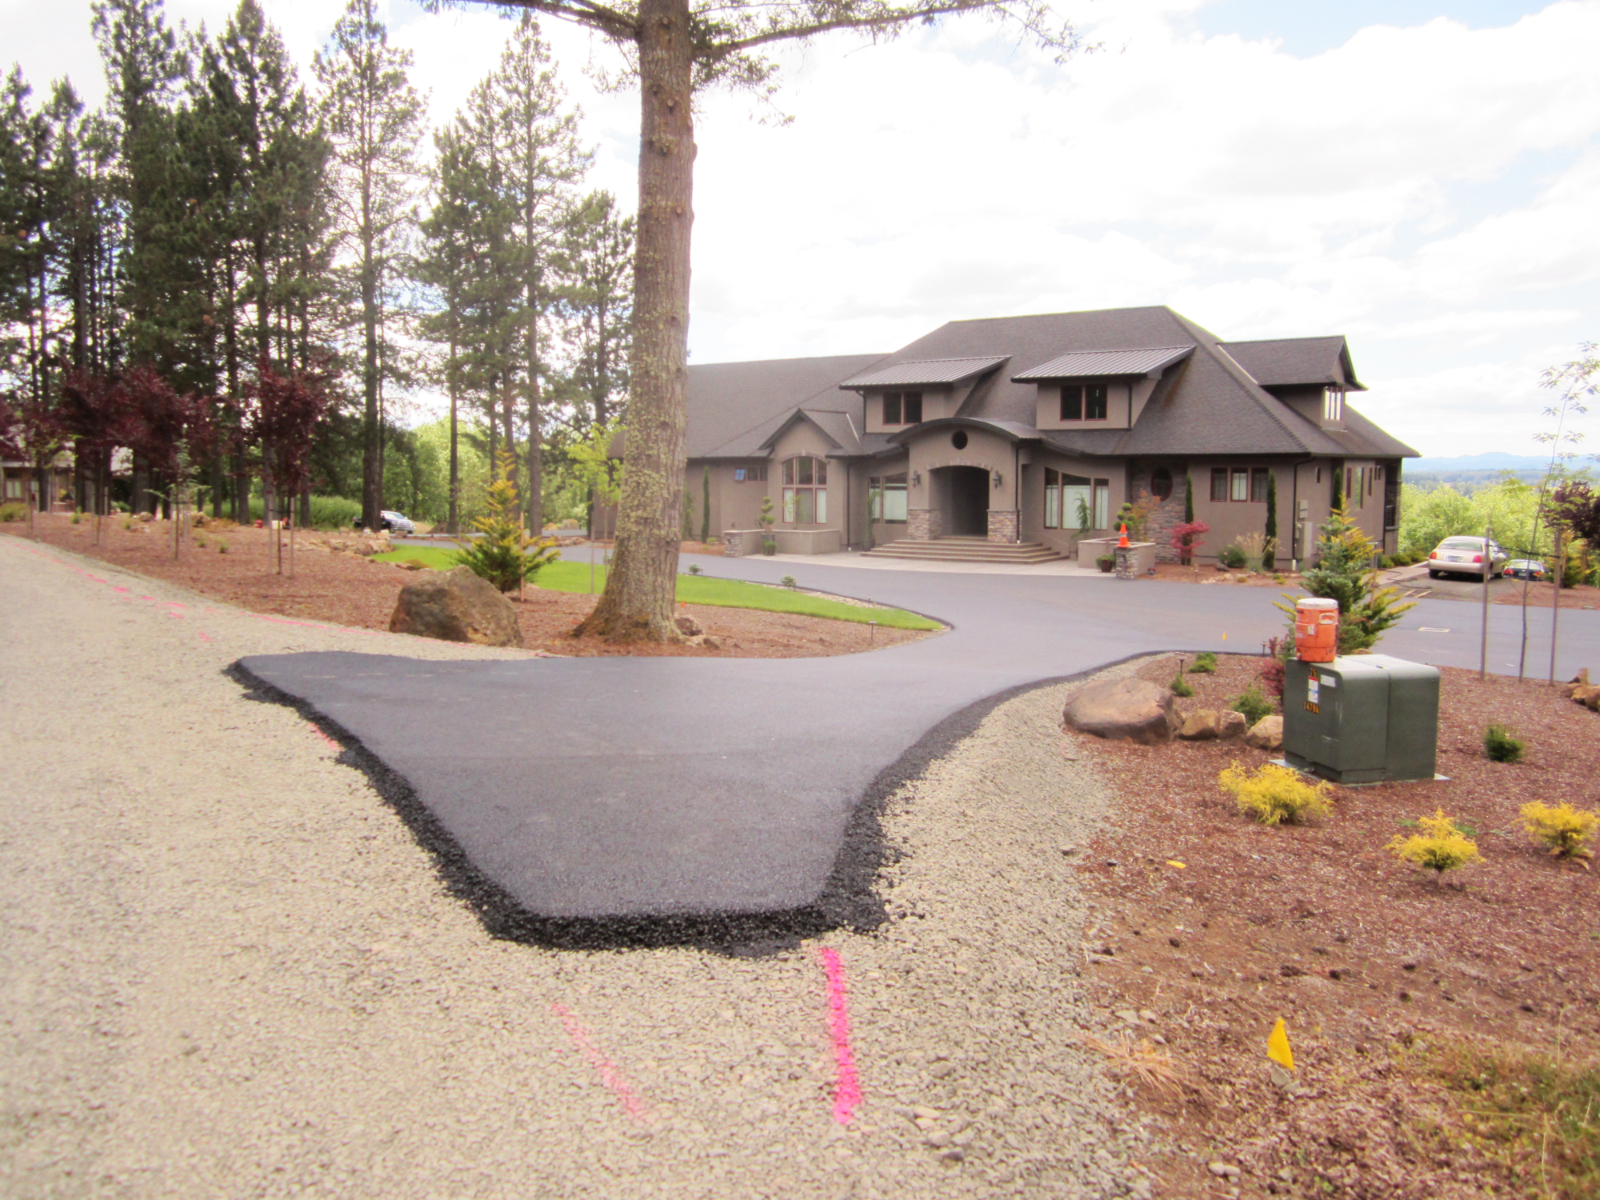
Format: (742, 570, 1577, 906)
(549, 1002, 650, 1124)
(197, 630, 213, 643)
(820, 947, 862, 1125)
(307, 723, 339, 750)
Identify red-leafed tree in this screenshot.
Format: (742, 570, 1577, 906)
(117, 366, 219, 559)
(57, 369, 129, 542)
(1170, 519, 1210, 567)
(246, 355, 335, 575)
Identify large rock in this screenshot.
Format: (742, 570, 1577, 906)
(1063, 678, 1177, 744)
(1177, 709, 1220, 741)
(1245, 714, 1284, 750)
(1216, 710, 1248, 740)
(389, 566, 523, 647)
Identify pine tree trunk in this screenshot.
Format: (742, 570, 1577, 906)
(575, 0, 693, 642)
(447, 334, 459, 535)
(360, 186, 381, 530)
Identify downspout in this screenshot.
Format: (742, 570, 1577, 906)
(1013, 441, 1021, 543)
(1290, 455, 1314, 569)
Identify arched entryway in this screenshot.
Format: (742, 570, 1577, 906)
(932, 465, 990, 537)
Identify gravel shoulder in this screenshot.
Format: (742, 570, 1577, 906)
(1, 535, 1154, 1199)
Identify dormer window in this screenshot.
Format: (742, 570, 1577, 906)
(1323, 389, 1344, 422)
(1060, 384, 1108, 421)
(883, 391, 922, 424)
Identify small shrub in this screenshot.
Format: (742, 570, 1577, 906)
(780, 574, 798, 589)
(1230, 683, 1274, 726)
(1219, 543, 1247, 569)
(1258, 635, 1289, 700)
(454, 448, 558, 592)
(686, 563, 703, 576)
(1388, 810, 1483, 879)
(0, 501, 26, 523)
(1190, 651, 1217, 674)
(1170, 673, 1194, 698)
(1219, 762, 1333, 825)
(70, 510, 82, 525)
(1482, 723, 1524, 763)
(217, 539, 229, 553)
(122, 517, 134, 531)
(1520, 801, 1599, 861)
(195, 534, 208, 548)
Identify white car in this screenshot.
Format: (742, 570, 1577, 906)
(1427, 536, 1506, 581)
(379, 510, 416, 535)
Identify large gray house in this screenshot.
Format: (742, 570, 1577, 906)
(682, 305, 1416, 564)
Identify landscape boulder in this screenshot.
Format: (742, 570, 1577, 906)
(1216, 710, 1248, 740)
(674, 613, 705, 638)
(1063, 679, 1177, 744)
(1177, 709, 1220, 741)
(389, 566, 522, 648)
(1245, 714, 1284, 750)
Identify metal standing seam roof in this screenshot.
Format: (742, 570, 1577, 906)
(1011, 345, 1194, 381)
(838, 355, 1009, 389)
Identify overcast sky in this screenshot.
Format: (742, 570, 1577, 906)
(6, 0, 1597, 459)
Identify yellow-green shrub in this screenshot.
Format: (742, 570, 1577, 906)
(1388, 810, 1483, 878)
(1218, 762, 1333, 825)
(1520, 801, 1599, 861)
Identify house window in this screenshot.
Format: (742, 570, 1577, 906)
(782, 455, 827, 523)
(733, 465, 767, 482)
(883, 391, 922, 425)
(2, 477, 19, 500)
(1213, 466, 1267, 503)
(1150, 467, 1174, 501)
(1323, 389, 1344, 422)
(868, 474, 907, 523)
(1046, 468, 1094, 530)
(1093, 479, 1110, 529)
(1060, 384, 1108, 421)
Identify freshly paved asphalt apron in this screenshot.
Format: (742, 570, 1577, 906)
(237, 552, 1597, 935)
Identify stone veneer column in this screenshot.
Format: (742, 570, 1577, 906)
(907, 508, 944, 540)
(987, 509, 1020, 544)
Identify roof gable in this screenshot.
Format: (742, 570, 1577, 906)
(1221, 336, 1366, 391)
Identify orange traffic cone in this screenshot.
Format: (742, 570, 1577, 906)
(1117, 523, 1130, 548)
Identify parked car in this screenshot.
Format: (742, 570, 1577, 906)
(1501, 559, 1546, 581)
(379, 509, 416, 535)
(1427, 536, 1506, 580)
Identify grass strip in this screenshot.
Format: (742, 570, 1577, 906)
(375, 547, 943, 631)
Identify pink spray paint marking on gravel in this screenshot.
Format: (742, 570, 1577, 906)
(820, 947, 862, 1124)
(549, 1002, 649, 1124)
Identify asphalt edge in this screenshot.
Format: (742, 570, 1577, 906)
(226, 650, 1167, 957)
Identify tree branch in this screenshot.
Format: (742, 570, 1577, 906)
(437, 0, 639, 44)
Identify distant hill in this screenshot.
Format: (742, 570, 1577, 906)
(1406, 453, 1550, 474)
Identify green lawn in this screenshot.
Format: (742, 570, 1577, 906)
(374, 546, 943, 631)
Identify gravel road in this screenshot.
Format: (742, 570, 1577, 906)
(1, 536, 1153, 1199)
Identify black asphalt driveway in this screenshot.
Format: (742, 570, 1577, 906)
(238, 553, 1600, 935)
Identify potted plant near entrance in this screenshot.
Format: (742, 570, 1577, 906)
(759, 495, 776, 555)
(1096, 553, 1116, 573)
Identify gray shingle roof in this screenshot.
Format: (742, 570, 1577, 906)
(688, 353, 886, 458)
(1221, 336, 1366, 391)
(681, 307, 1412, 465)
(1012, 345, 1193, 381)
(838, 356, 1008, 389)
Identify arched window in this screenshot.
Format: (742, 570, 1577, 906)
(782, 456, 828, 523)
(1150, 467, 1173, 501)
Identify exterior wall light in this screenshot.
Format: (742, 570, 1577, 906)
(911, 470, 921, 487)
(992, 470, 1003, 489)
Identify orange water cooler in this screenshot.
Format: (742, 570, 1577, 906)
(1293, 598, 1339, 663)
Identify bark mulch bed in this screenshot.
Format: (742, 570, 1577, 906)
(1, 515, 932, 657)
(1068, 652, 1600, 1198)
(1149, 563, 1303, 588)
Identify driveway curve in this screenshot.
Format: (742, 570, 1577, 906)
(238, 548, 1600, 941)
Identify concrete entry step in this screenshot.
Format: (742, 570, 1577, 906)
(864, 537, 1064, 564)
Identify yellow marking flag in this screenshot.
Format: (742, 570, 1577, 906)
(1165, 860, 1186, 869)
(1266, 1018, 1295, 1071)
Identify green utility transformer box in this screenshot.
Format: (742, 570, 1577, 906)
(1283, 654, 1440, 784)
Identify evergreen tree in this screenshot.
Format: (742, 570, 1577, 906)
(314, 0, 423, 530)
(489, 16, 591, 534)
(1183, 472, 1193, 523)
(1263, 471, 1277, 571)
(557, 189, 633, 431)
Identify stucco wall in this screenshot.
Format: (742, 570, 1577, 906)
(1019, 454, 1121, 557)
(768, 423, 839, 529)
